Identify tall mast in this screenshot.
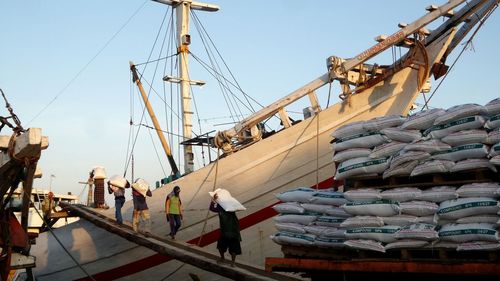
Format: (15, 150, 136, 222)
(154, 0, 218, 174)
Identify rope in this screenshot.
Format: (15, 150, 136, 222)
(315, 113, 320, 190)
(421, 5, 497, 109)
(31, 200, 96, 281)
(196, 149, 220, 246)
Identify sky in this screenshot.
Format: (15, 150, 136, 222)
(1, 0, 499, 206)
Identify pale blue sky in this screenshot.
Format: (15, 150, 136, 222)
(1, 1, 498, 205)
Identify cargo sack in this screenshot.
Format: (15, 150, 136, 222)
(331, 120, 366, 140)
(380, 128, 422, 143)
(455, 215, 500, 225)
(389, 151, 431, 168)
(92, 166, 107, 180)
(313, 216, 346, 227)
(383, 160, 419, 179)
(432, 143, 489, 162)
(343, 188, 382, 202)
(301, 203, 334, 215)
(438, 223, 499, 243)
(450, 159, 497, 173)
(108, 175, 129, 190)
(275, 223, 307, 234)
(345, 225, 400, 243)
(416, 186, 457, 203)
(304, 225, 346, 238)
(379, 215, 418, 226)
(456, 182, 500, 198)
(275, 187, 315, 203)
(333, 148, 371, 163)
(399, 201, 439, 216)
(131, 178, 150, 197)
(485, 98, 500, 116)
(486, 128, 500, 144)
(209, 188, 246, 212)
(437, 197, 499, 219)
(344, 239, 385, 252)
(441, 129, 488, 146)
(309, 190, 347, 206)
(335, 157, 389, 180)
(314, 236, 345, 248)
(401, 108, 445, 130)
(434, 103, 486, 125)
(271, 232, 315, 246)
(370, 141, 406, 159)
(381, 187, 422, 202)
(385, 240, 429, 250)
(342, 200, 400, 217)
(332, 132, 387, 152)
(410, 160, 455, 177)
(272, 202, 305, 214)
(273, 214, 317, 225)
(403, 139, 451, 154)
(340, 216, 384, 228)
(457, 241, 500, 251)
(490, 155, 500, 166)
(489, 143, 500, 157)
(425, 116, 486, 139)
(486, 114, 500, 130)
(395, 223, 438, 241)
(362, 115, 406, 132)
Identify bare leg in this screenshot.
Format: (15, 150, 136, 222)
(230, 253, 236, 267)
(218, 249, 225, 263)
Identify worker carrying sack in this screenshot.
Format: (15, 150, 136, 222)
(209, 188, 246, 212)
(108, 175, 130, 192)
(132, 178, 150, 197)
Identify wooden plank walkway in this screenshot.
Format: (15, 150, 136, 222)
(60, 202, 301, 281)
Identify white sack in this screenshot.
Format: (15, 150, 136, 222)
(343, 188, 382, 202)
(132, 178, 150, 197)
(438, 223, 499, 242)
(426, 116, 486, 139)
(450, 159, 497, 173)
(332, 133, 387, 152)
(432, 143, 489, 162)
(345, 225, 400, 243)
(437, 197, 499, 219)
(333, 148, 371, 163)
(380, 128, 422, 143)
(456, 182, 500, 198)
(344, 239, 385, 252)
(340, 216, 384, 228)
(370, 141, 406, 159)
(272, 202, 305, 214)
(410, 160, 455, 177)
(209, 188, 246, 212)
(441, 130, 488, 146)
(399, 201, 439, 216)
(395, 223, 438, 241)
(335, 157, 389, 180)
(275, 187, 315, 203)
(434, 103, 486, 125)
(342, 200, 400, 217)
(401, 108, 445, 130)
(92, 166, 107, 180)
(416, 186, 457, 203)
(381, 187, 421, 202)
(485, 97, 500, 116)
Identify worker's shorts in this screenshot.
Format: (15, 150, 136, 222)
(217, 237, 241, 255)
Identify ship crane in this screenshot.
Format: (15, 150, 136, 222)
(213, 0, 498, 154)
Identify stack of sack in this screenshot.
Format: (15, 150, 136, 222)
(331, 98, 500, 181)
(270, 185, 500, 252)
(434, 182, 500, 251)
(270, 187, 349, 248)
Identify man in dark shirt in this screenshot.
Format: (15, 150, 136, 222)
(132, 179, 152, 233)
(209, 193, 242, 267)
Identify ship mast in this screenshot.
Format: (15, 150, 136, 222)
(154, 0, 219, 174)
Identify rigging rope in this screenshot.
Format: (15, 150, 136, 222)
(27, 0, 149, 126)
(31, 201, 96, 281)
(421, 4, 497, 110)
(196, 149, 220, 247)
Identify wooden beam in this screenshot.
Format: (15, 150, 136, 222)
(278, 109, 291, 128)
(60, 202, 299, 281)
(265, 257, 500, 275)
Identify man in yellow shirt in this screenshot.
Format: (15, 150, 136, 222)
(165, 186, 183, 239)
